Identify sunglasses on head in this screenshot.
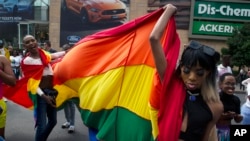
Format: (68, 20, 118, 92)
(24, 39, 35, 45)
(187, 40, 215, 56)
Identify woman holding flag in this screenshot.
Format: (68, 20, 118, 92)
(21, 35, 65, 141)
(149, 4, 223, 141)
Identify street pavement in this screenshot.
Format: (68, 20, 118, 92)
(5, 101, 89, 141)
(4, 84, 247, 141)
(234, 84, 247, 106)
(232, 84, 247, 125)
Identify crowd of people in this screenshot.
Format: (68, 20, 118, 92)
(0, 3, 249, 141)
(216, 51, 250, 140)
(0, 37, 77, 141)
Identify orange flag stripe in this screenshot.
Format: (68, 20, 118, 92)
(53, 18, 157, 85)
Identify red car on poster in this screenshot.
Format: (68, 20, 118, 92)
(62, 0, 127, 24)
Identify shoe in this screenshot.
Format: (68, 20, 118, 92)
(61, 122, 70, 129)
(68, 126, 75, 133)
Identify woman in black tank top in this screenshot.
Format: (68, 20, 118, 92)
(149, 4, 224, 141)
(179, 91, 213, 141)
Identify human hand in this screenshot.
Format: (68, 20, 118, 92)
(228, 111, 236, 119)
(234, 114, 243, 123)
(228, 111, 236, 116)
(163, 4, 177, 14)
(41, 95, 56, 108)
(221, 111, 235, 120)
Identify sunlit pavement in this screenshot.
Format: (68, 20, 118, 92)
(5, 101, 89, 141)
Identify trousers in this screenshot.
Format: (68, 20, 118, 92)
(35, 95, 57, 141)
(64, 100, 75, 125)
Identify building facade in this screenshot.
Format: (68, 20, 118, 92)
(50, 0, 250, 52)
(0, 0, 249, 53)
(0, 0, 49, 49)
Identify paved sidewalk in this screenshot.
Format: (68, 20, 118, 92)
(235, 84, 247, 94)
(5, 101, 89, 141)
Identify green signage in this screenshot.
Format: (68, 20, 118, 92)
(194, 0, 250, 20)
(192, 21, 243, 36)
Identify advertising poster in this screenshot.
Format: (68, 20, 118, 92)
(60, 0, 130, 46)
(0, 0, 35, 47)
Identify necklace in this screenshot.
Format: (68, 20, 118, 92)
(187, 91, 199, 101)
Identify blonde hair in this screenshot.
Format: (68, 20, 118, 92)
(201, 78, 220, 103)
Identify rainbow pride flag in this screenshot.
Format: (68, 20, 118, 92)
(5, 8, 182, 141)
(4, 49, 51, 110)
(53, 7, 182, 140)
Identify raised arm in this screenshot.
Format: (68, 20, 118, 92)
(0, 55, 16, 86)
(149, 4, 177, 81)
(51, 51, 66, 59)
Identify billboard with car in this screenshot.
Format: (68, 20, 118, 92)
(0, 0, 35, 48)
(0, 0, 34, 22)
(60, 0, 130, 46)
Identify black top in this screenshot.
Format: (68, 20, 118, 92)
(219, 92, 241, 114)
(179, 91, 213, 141)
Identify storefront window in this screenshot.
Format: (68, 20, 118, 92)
(0, 0, 50, 49)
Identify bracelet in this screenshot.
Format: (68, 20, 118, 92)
(38, 93, 44, 96)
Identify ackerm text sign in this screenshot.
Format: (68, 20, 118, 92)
(189, 0, 250, 40)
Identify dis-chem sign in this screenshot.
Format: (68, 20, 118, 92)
(189, 0, 250, 40)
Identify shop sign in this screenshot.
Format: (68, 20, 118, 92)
(189, 0, 250, 40)
(0, 16, 23, 23)
(194, 0, 250, 20)
(192, 21, 243, 36)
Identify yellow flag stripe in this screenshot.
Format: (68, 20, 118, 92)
(61, 65, 154, 120)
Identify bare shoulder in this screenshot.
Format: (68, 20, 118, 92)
(0, 55, 11, 69)
(0, 55, 9, 63)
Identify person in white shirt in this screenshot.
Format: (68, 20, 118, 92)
(241, 71, 250, 124)
(216, 55, 233, 93)
(10, 50, 22, 79)
(59, 44, 76, 133)
(217, 55, 232, 78)
(238, 65, 248, 91)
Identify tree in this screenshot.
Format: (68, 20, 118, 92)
(226, 23, 250, 68)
